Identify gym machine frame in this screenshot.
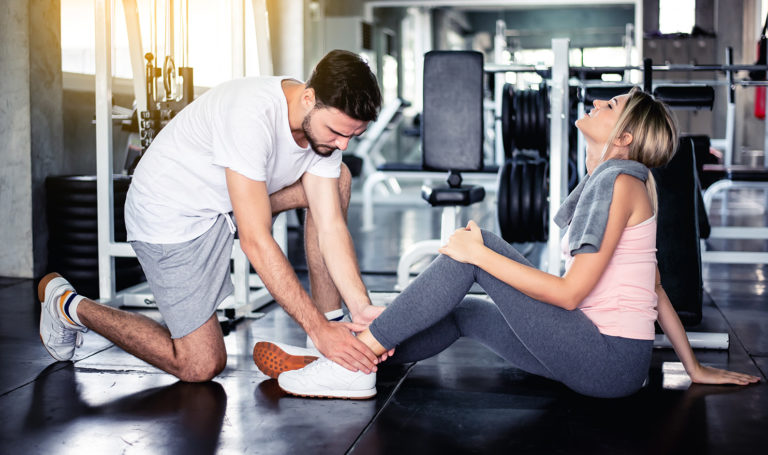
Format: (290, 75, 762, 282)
(94, 0, 278, 322)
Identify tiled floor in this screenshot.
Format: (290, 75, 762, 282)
(0, 184, 766, 454)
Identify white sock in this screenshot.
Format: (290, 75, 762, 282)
(59, 292, 86, 327)
(324, 309, 344, 321)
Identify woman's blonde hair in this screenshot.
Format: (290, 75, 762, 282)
(602, 86, 678, 213)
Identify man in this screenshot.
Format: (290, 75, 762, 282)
(38, 50, 384, 381)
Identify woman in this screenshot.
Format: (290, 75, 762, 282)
(258, 87, 760, 399)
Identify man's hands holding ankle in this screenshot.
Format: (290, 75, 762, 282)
(309, 320, 379, 373)
(349, 304, 395, 362)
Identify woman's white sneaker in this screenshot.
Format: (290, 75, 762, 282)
(277, 357, 376, 399)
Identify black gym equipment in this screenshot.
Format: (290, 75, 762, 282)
(421, 50, 485, 199)
(653, 85, 715, 110)
(46, 175, 144, 298)
(396, 50, 487, 290)
(500, 84, 549, 159)
(582, 85, 634, 107)
(496, 157, 549, 244)
(653, 137, 709, 326)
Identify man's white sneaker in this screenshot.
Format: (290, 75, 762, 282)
(253, 341, 320, 379)
(38, 273, 87, 361)
(277, 357, 376, 399)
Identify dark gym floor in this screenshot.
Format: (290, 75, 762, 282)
(1, 185, 766, 454)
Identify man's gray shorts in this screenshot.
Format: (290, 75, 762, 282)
(130, 215, 234, 339)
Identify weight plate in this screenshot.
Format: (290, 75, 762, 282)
(497, 160, 513, 242)
(521, 91, 531, 150)
(502, 84, 512, 159)
(540, 85, 550, 158)
(513, 90, 522, 149)
(539, 161, 549, 241)
(509, 159, 523, 242)
(46, 175, 132, 194)
(520, 160, 533, 242)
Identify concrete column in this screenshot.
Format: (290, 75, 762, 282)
(0, 0, 63, 278)
(0, 1, 34, 278)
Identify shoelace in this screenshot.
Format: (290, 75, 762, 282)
(52, 319, 81, 347)
(300, 357, 331, 373)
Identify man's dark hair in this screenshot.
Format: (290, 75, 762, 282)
(306, 49, 382, 122)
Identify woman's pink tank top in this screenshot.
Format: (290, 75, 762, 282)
(562, 216, 658, 340)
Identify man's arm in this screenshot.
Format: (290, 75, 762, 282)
(301, 172, 378, 322)
(225, 169, 378, 372)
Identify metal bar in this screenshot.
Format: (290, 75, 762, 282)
(440, 206, 457, 244)
(107, 242, 138, 257)
(484, 64, 768, 74)
(764, 40, 768, 167)
(168, 0, 174, 61)
(122, 0, 147, 113)
(251, 0, 273, 76)
(643, 58, 652, 93)
(702, 251, 768, 264)
(232, 240, 250, 307)
(725, 47, 735, 166)
(577, 96, 586, 177)
(95, 0, 116, 302)
(654, 332, 729, 350)
(548, 38, 569, 275)
(231, 0, 245, 78)
(709, 227, 768, 239)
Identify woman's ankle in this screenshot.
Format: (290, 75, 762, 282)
(358, 330, 387, 356)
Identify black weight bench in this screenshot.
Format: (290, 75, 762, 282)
(395, 50, 488, 289)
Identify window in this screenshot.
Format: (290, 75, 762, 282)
(61, 0, 265, 89)
(659, 0, 696, 34)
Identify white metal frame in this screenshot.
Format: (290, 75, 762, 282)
(548, 38, 571, 275)
(701, 179, 768, 264)
(396, 206, 458, 290)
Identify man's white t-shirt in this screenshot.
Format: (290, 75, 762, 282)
(125, 76, 342, 244)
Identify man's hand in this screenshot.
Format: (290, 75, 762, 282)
(310, 321, 379, 373)
(350, 304, 386, 326)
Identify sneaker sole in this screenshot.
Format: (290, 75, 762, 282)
(253, 342, 318, 379)
(277, 384, 377, 400)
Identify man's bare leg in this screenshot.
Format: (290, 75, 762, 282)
(268, 164, 352, 314)
(76, 301, 226, 382)
(304, 164, 352, 314)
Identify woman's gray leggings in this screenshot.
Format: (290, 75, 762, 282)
(369, 230, 652, 398)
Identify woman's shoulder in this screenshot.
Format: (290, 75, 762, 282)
(613, 173, 646, 192)
(612, 173, 652, 223)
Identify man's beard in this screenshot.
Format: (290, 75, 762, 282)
(302, 110, 337, 157)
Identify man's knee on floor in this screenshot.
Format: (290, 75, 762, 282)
(176, 351, 227, 382)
